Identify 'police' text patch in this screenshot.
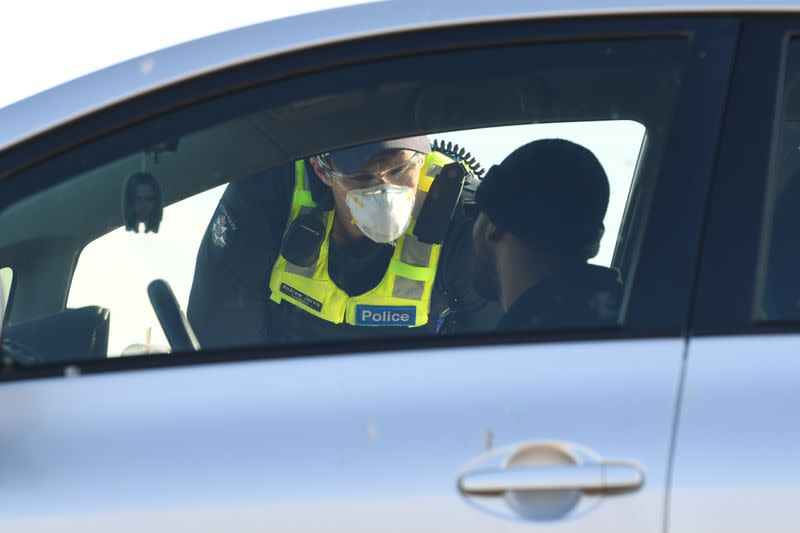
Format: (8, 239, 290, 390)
(355, 305, 416, 327)
(280, 283, 322, 312)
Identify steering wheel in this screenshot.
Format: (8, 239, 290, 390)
(147, 279, 200, 352)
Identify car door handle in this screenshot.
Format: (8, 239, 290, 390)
(458, 462, 644, 496)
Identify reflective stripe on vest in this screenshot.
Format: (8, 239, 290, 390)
(268, 154, 452, 327)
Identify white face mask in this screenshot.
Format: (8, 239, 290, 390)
(345, 183, 416, 243)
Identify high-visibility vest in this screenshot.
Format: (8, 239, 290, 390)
(268, 152, 453, 327)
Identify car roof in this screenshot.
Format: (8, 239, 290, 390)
(0, 0, 797, 155)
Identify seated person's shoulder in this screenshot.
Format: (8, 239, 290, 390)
(557, 263, 622, 325)
(501, 264, 622, 332)
(579, 264, 622, 323)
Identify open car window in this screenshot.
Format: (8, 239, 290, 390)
(0, 36, 686, 366)
(67, 121, 645, 355)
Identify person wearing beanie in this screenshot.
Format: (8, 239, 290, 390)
(472, 138, 622, 331)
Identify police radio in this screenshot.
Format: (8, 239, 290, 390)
(414, 140, 485, 245)
(414, 162, 468, 244)
(279, 209, 327, 267)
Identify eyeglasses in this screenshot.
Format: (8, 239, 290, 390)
(317, 152, 424, 190)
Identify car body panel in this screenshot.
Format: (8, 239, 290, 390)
(0, 339, 682, 531)
(670, 335, 800, 533)
(668, 17, 800, 532)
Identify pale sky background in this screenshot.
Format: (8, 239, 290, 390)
(2, 1, 645, 355)
(0, 0, 370, 109)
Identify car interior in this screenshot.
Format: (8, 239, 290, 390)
(0, 39, 686, 366)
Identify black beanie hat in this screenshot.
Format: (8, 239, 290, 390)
(475, 138, 610, 259)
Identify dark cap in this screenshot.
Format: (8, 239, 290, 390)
(475, 138, 610, 259)
(328, 136, 431, 174)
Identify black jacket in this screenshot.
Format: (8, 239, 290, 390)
(187, 162, 501, 348)
(498, 264, 622, 332)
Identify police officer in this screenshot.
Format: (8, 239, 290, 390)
(471, 138, 622, 331)
(187, 136, 500, 347)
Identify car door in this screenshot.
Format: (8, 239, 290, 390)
(670, 17, 800, 533)
(0, 13, 736, 533)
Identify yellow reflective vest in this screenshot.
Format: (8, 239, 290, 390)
(268, 152, 454, 327)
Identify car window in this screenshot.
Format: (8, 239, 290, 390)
(67, 122, 644, 354)
(67, 185, 225, 355)
(0, 37, 687, 364)
(757, 39, 800, 322)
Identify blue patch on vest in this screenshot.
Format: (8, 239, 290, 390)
(355, 305, 416, 327)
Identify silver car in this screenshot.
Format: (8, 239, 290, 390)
(0, 1, 797, 531)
